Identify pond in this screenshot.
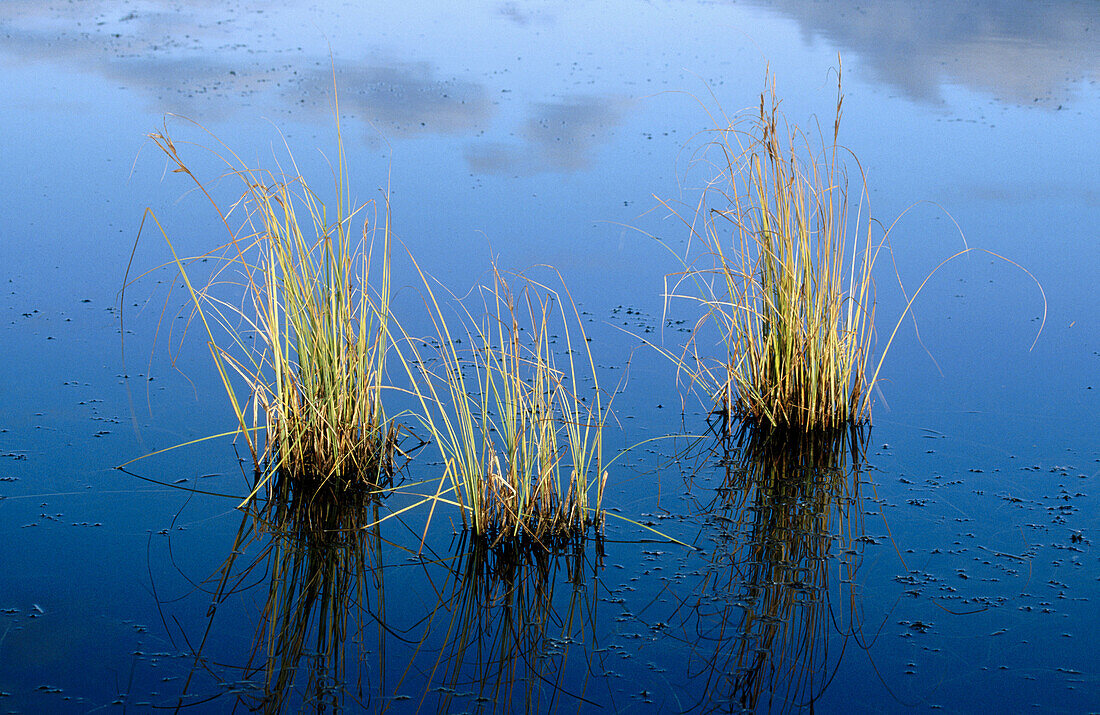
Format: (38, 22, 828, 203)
(1, 1, 1097, 711)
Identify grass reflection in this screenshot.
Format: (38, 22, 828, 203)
(678, 425, 865, 712)
(417, 532, 603, 713)
(173, 480, 390, 712)
(172, 480, 604, 712)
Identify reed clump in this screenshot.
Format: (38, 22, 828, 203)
(393, 267, 610, 547)
(139, 117, 398, 503)
(666, 68, 877, 432)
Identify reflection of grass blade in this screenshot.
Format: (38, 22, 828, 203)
(421, 533, 603, 714)
(680, 425, 865, 712)
(177, 486, 388, 712)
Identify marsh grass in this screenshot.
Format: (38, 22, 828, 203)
(392, 266, 610, 547)
(133, 107, 401, 503)
(661, 68, 878, 432)
(131, 113, 613, 548)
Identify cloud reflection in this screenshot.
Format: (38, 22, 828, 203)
(289, 63, 492, 137)
(465, 95, 630, 175)
(749, 0, 1099, 106)
(0, 3, 493, 133)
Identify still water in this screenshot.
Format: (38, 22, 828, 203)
(1, 1, 1097, 711)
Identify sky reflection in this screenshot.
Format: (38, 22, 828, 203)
(465, 94, 630, 174)
(1, 1, 1098, 712)
(749, 0, 1099, 106)
(4, 0, 1095, 181)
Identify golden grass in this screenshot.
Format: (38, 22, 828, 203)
(662, 67, 878, 432)
(391, 265, 610, 546)
(130, 106, 610, 546)
(134, 105, 398, 504)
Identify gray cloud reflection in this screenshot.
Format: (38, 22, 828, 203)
(749, 0, 1099, 106)
(288, 64, 492, 137)
(465, 95, 630, 175)
(0, 3, 493, 132)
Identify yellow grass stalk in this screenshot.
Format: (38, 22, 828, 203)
(665, 66, 878, 432)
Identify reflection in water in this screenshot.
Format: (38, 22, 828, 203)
(750, 0, 1098, 105)
(465, 95, 630, 175)
(677, 426, 866, 712)
(290, 63, 493, 137)
(420, 534, 603, 713)
(173, 484, 603, 712)
(174, 485, 388, 711)
(0, 5, 494, 132)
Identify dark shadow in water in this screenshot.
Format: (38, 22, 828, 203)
(671, 425, 867, 712)
(166, 479, 605, 712)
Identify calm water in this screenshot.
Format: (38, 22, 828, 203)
(1, 1, 1097, 712)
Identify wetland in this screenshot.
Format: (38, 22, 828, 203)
(1, 1, 1097, 712)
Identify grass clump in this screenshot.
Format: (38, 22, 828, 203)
(393, 266, 610, 546)
(135, 111, 399, 503)
(664, 67, 877, 432)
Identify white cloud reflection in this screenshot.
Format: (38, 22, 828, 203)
(747, 0, 1099, 106)
(0, 2, 494, 133)
(465, 95, 631, 175)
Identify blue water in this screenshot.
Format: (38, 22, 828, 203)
(1, 1, 1097, 711)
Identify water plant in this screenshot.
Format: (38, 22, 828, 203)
(661, 66, 878, 432)
(129, 110, 614, 549)
(131, 104, 401, 503)
(391, 265, 610, 546)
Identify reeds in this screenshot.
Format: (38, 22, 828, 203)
(393, 267, 610, 546)
(138, 110, 398, 502)
(665, 66, 877, 432)
(135, 115, 610, 546)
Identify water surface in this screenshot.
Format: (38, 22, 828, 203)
(1, 1, 1097, 711)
